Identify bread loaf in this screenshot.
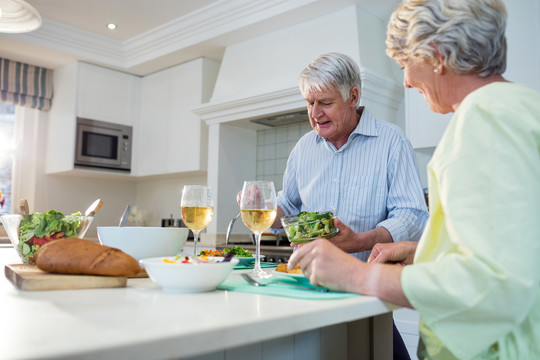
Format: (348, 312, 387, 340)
(33, 238, 140, 277)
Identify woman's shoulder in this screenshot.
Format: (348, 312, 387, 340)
(468, 82, 540, 105)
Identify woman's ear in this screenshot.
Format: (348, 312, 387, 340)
(430, 42, 444, 73)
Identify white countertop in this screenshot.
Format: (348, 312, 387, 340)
(0, 245, 396, 360)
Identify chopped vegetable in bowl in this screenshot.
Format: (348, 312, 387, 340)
(165, 256, 221, 264)
(199, 246, 253, 258)
(281, 211, 337, 244)
(223, 246, 253, 257)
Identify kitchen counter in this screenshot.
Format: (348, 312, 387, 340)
(0, 245, 397, 360)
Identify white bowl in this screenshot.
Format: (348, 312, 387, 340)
(97, 227, 189, 261)
(140, 256, 239, 293)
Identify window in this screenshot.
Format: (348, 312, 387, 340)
(0, 103, 15, 214)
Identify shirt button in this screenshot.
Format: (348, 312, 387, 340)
(333, 178, 338, 183)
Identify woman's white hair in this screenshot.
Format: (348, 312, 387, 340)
(298, 52, 362, 104)
(386, 0, 507, 77)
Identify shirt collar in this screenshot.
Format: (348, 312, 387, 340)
(315, 106, 379, 146)
(354, 107, 378, 137)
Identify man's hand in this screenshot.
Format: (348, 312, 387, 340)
(325, 218, 393, 253)
(367, 241, 418, 265)
(325, 218, 359, 252)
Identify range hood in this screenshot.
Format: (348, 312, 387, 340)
(250, 110, 308, 127)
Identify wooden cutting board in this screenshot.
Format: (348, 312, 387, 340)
(5, 264, 128, 291)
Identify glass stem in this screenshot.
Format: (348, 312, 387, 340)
(254, 232, 262, 273)
(193, 231, 200, 256)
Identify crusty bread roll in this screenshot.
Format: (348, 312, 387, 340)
(33, 238, 140, 277)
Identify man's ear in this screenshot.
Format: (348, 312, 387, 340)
(349, 86, 359, 106)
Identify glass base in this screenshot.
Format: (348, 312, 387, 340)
(250, 268, 272, 279)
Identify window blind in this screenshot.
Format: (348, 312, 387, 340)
(0, 57, 53, 111)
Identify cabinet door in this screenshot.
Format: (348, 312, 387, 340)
(167, 62, 206, 173)
(76, 63, 139, 126)
(405, 90, 451, 149)
(138, 70, 170, 176)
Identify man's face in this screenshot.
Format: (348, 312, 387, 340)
(303, 85, 359, 146)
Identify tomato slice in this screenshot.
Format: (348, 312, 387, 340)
(32, 237, 50, 246)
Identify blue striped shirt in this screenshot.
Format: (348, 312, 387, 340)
(276, 107, 429, 261)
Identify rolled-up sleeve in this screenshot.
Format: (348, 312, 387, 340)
(377, 136, 428, 242)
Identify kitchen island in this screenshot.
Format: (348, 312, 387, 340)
(0, 245, 397, 360)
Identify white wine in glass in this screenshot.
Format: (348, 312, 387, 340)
(181, 185, 214, 256)
(240, 181, 277, 279)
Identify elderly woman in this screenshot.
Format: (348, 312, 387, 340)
(287, 0, 540, 359)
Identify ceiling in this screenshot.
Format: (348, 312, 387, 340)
(0, 0, 399, 76)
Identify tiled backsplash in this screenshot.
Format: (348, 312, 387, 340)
(256, 122, 313, 192)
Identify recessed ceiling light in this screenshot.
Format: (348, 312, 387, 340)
(107, 23, 117, 30)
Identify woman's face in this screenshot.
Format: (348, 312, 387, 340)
(402, 58, 453, 114)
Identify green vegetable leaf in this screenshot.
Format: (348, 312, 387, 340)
(18, 210, 83, 261)
(286, 211, 336, 243)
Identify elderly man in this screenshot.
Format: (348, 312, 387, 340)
(272, 52, 428, 360)
(273, 52, 428, 261)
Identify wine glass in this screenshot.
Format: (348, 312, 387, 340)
(240, 181, 277, 279)
(181, 185, 214, 256)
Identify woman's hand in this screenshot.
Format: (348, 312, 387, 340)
(289, 238, 413, 307)
(368, 241, 418, 265)
(287, 239, 366, 292)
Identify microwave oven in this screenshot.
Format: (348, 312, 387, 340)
(75, 117, 132, 172)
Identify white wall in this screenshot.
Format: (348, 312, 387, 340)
(134, 173, 207, 228)
(206, 123, 257, 239)
(504, 0, 540, 92)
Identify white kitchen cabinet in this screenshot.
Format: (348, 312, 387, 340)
(137, 57, 220, 176)
(45, 62, 140, 175)
(76, 62, 140, 127)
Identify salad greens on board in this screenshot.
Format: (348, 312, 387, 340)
(18, 210, 83, 262)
